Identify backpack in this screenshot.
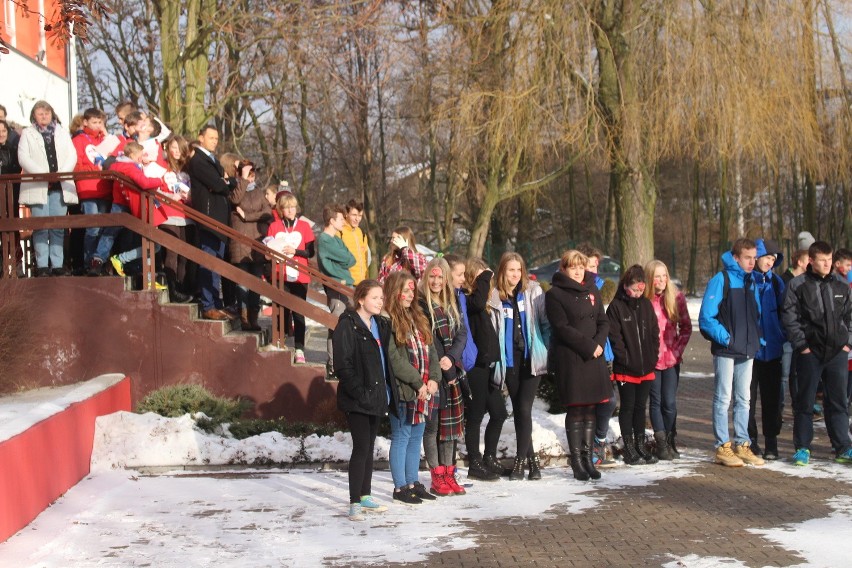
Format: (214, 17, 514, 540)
(700, 271, 730, 342)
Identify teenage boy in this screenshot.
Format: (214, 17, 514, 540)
(72, 108, 114, 274)
(341, 199, 369, 284)
(833, 248, 852, 285)
(699, 238, 764, 467)
(782, 241, 852, 466)
(318, 203, 356, 377)
(747, 239, 786, 460)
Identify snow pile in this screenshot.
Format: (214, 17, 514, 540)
(91, 412, 302, 470)
(90, 398, 625, 469)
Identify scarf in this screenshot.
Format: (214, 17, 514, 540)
(35, 121, 57, 146)
(432, 302, 464, 379)
(403, 326, 434, 424)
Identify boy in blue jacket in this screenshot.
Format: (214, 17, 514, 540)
(747, 239, 785, 460)
(699, 238, 764, 467)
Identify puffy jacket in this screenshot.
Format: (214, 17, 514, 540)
(587, 271, 614, 362)
(607, 289, 660, 377)
(72, 129, 112, 200)
(17, 124, 78, 206)
(753, 270, 786, 361)
(108, 158, 168, 226)
(340, 224, 369, 284)
(333, 310, 398, 416)
(699, 251, 762, 358)
(489, 279, 550, 387)
(782, 267, 852, 362)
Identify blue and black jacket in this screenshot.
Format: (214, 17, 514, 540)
(699, 251, 762, 358)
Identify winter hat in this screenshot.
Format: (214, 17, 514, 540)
(755, 238, 784, 268)
(798, 231, 815, 250)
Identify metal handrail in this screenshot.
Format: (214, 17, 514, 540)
(0, 171, 354, 341)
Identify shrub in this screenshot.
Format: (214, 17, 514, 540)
(136, 384, 252, 428)
(227, 418, 339, 440)
(537, 374, 562, 413)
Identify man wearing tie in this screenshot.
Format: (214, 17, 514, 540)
(185, 125, 242, 320)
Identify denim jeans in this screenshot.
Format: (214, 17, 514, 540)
(198, 230, 226, 311)
(80, 198, 110, 263)
(712, 356, 753, 447)
(650, 365, 680, 433)
(793, 350, 851, 453)
(388, 404, 425, 489)
(95, 203, 129, 261)
(30, 189, 67, 269)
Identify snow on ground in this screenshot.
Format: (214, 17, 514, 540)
(1, 461, 698, 567)
(0, 374, 125, 443)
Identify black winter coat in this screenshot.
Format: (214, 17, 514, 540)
(545, 271, 612, 406)
(782, 268, 852, 362)
(607, 289, 660, 377)
(333, 310, 398, 416)
(185, 150, 236, 241)
(466, 270, 500, 367)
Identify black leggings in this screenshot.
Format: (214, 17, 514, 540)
(464, 366, 508, 459)
(617, 380, 652, 439)
(505, 358, 541, 460)
(284, 281, 308, 350)
(346, 412, 379, 504)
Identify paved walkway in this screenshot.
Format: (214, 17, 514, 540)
(386, 337, 848, 567)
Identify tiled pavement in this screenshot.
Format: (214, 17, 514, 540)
(386, 335, 848, 567)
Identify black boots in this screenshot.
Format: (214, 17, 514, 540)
(567, 420, 590, 481)
(634, 434, 659, 464)
(483, 454, 506, 476)
(508, 457, 526, 480)
(527, 448, 542, 480)
(581, 420, 601, 480)
(667, 431, 680, 459)
(654, 431, 674, 460)
(467, 457, 500, 481)
(621, 433, 642, 465)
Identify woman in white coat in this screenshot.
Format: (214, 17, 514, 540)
(17, 100, 77, 276)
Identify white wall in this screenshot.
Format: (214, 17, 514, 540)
(0, 50, 73, 127)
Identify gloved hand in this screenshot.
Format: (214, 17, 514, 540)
(391, 234, 408, 250)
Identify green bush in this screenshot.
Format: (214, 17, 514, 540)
(136, 384, 252, 429)
(227, 418, 339, 440)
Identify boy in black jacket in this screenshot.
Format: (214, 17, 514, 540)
(782, 241, 852, 466)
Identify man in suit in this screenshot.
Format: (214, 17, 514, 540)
(184, 125, 237, 320)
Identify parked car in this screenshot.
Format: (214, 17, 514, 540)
(529, 255, 621, 285)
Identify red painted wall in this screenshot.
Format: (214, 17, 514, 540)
(2, 0, 67, 78)
(0, 376, 131, 542)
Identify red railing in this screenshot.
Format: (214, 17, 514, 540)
(0, 171, 353, 345)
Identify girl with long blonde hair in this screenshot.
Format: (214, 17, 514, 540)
(644, 259, 692, 460)
(418, 258, 468, 495)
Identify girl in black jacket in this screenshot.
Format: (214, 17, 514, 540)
(607, 265, 660, 465)
(463, 258, 508, 479)
(333, 279, 396, 521)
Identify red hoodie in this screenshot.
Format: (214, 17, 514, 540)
(108, 158, 168, 226)
(72, 128, 112, 200)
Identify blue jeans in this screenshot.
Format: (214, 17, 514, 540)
(793, 350, 851, 453)
(80, 198, 110, 263)
(95, 203, 129, 261)
(712, 356, 753, 447)
(388, 404, 425, 489)
(198, 229, 226, 311)
(650, 365, 680, 433)
(30, 189, 68, 268)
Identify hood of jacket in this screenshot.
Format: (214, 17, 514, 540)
(755, 238, 784, 269)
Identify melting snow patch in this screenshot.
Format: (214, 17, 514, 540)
(662, 554, 748, 567)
